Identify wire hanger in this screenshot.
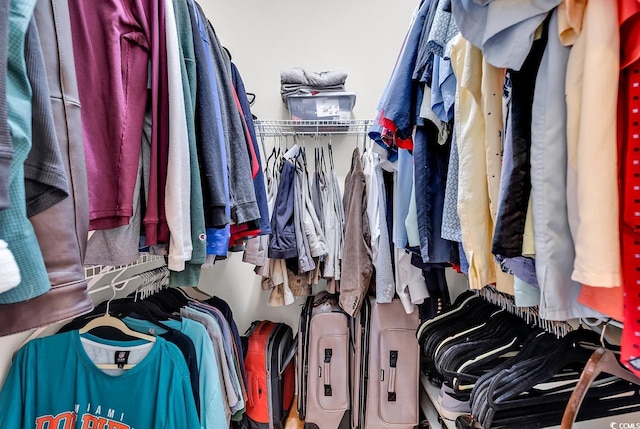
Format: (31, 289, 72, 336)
(328, 136, 335, 172)
(358, 129, 367, 153)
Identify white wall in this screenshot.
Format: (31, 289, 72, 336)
(198, 0, 418, 121)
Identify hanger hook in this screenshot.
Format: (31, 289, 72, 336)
(105, 285, 117, 316)
(600, 319, 610, 348)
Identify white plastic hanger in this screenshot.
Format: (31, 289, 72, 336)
(79, 285, 156, 370)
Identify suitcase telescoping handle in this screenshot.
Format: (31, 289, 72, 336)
(381, 351, 399, 402)
(279, 334, 298, 377)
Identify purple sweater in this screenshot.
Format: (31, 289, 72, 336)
(69, 0, 169, 243)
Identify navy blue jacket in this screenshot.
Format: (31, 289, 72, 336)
(230, 62, 271, 235)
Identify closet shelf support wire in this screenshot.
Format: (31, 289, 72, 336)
(84, 253, 166, 292)
(255, 119, 374, 137)
(84, 253, 165, 281)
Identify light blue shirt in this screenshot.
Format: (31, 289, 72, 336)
(123, 317, 230, 428)
(451, 0, 562, 70)
(180, 307, 245, 415)
(393, 149, 415, 249)
(529, 8, 604, 320)
(188, 302, 246, 421)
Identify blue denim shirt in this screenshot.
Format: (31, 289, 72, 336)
(413, 124, 453, 263)
(370, 0, 432, 147)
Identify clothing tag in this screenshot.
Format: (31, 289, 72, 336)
(114, 351, 130, 369)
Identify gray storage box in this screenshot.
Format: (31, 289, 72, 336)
(285, 92, 356, 131)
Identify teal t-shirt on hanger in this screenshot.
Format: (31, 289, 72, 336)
(0, 331, 200, 429)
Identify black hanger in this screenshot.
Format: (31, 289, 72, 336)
(139, 301, 181, 321)
(421, 298, 496, 359)
(328, 140, 335, 172)
(110, 301, 178, 330)
(266, 146, 277, 173)
(444, 316, 533, 391)
(143, 288, 188, 314)
(435, 311, 529, 379)
(416, 291, 477, 341)
(468, 330, 553, 405)
(476, 336, 598, 427)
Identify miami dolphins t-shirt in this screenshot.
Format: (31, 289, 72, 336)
(0, 331, 200, 429)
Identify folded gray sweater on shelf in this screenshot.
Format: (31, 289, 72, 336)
(280, 67, 348, 86)
(280, 84, 346, 99)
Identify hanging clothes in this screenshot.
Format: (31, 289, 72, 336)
(293, 158, 315, 274)
(0, 0, 57, 312)
(164, 0, 192, 272)
(449, 34, 513, 293)
(181, 306, 244, 418)
(340, 147, 373, 317)
(527, 6, 600, 320)
(268, 159, 298, 261)
(198, 4, 259, 227)
(59, 288, 249, 427)
(413, 121, 453, 264)
(68, 0, 170, 241)
(168, 0, 207, 287)
(491, 19, 547, 259)
(370, 0, 433, 153)
(231, 62, 271, 237)
(564, 0, 622, 289)
(188, 1, 230, 257)
(0, 0, 93, 337)
(451, 0, 562, 71)
(84, 123, 147, 267)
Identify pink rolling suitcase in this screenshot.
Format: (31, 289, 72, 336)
(352, 297, 420, 429)
(298, 292, 351, 429)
